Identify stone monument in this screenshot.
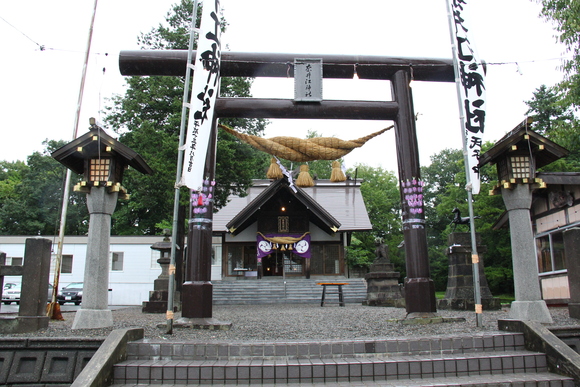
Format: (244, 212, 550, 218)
(0, 238, 51, 333)
(437, 232, 501, 311)
(363, 238, 405, 307)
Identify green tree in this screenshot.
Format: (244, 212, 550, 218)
(0, 141, 88, 236)
(104, 0, 268, 235)
(538, 0, 580, 108)
(422, 148, 464, 244)
(421, 148, 465, 290)
(421, 146, 512, 293)
(526, 84, 580, 171)
(344, 164, 405, 278)
(0, 160, 27, 206)
(525, 85, 574, 135)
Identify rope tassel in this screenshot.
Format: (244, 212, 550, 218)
(296, 164, 314, 187)
(330, 160, 346, 182)
(266, 157, 283, 179)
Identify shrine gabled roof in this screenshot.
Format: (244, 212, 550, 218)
(215, 178, 372, 235)
(51, 126, 153, 175)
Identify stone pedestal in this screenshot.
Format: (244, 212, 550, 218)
(364, 272, 405, 307)
(142, 255, 171, 313)
(363, 242, 405, 308)
(437, 233, 501, 311)
(564, 228, 580, 319)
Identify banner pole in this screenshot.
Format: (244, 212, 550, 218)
(166, 0, 200, 334)
(445, 0, 484, 327)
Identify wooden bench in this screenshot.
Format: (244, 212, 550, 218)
(316, 282, 349, 307)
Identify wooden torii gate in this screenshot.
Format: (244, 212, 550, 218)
(119, 50, 455, 318)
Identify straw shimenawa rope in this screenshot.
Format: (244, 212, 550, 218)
(219, 124, 393, 162)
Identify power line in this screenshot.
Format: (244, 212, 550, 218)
(0, 15, 109, 56)
(0, 15, 45, 51)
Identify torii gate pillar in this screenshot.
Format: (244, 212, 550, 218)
(392, 70, 437, 317)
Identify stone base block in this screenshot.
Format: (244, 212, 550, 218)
(142, 301, 168, 313)
(569, 303, 580, 319)
(170, 317, 232, 330)
(365, 272, 404, 309)
(147, 290, 168, 302)
(509, 300, 553, 323)
(0, 316, 49, 334)
(437, 297, 502, 311)
(405, 278, 437, 314)
(181, 282, 212, 319)
(72, 309, 113, 330)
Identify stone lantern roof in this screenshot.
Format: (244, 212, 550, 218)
(52, 120, 153, 176)
(479, 117, 569, 171)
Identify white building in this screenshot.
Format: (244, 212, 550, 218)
(0, 235, 222, 306)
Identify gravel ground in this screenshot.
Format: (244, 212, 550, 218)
(1, 304, 579, 343)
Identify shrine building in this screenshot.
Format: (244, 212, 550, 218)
(213, 176, 372, 279)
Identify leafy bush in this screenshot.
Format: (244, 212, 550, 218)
(484, 266, 514, 295)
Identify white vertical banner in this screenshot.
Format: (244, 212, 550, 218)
(447, 0, 486, 195)
(181, 0, 222, 190)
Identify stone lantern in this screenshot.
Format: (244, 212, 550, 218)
(52, 118, 152, 329)
(53, 118, 152, 198)
(479, 117, 568, 323)
(142, 230, 173, 313)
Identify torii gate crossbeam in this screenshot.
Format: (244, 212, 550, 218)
(120, 50, 455, 317)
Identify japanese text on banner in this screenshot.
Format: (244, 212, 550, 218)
(449, 0, 486, 194)
(181, 0, 221, 190)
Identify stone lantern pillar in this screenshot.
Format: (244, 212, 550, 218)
(52, 118, 153, 329)
(479, 118, 568, 323)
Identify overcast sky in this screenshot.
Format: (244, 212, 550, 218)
(0, 0, 567, 173)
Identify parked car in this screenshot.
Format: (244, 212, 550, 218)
(2, 283, 21, 305)
(2, 283, 54, 305)
(57, 282, 83, 305)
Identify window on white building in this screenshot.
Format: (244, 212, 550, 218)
(111, 252, 124, 271)
(51, 254, 73, 274)
(61, 255, 73, 274)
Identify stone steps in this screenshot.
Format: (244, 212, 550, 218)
(212, 278, 367, 305)
(110, 372, 574, 386)
(110, 332, 575, 386)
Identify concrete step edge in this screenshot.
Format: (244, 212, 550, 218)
(112, 354, 554, 385)
(111, 371, 574, 387)
(121, 349, 542, 363)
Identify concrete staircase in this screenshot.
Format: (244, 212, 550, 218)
(110, 332, 575, 386)
(212, 278, 367, 305)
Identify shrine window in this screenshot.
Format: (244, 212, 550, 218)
(536, 231, 567, 275)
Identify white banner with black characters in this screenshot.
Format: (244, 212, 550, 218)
(181, 0, 222, 190)
(447, 0, 486, 195)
